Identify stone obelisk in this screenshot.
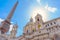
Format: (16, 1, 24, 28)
(0, 1, 18, 34)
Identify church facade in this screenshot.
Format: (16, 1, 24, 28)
(0, 1, 60, 40)
(18, 14, 60, 40)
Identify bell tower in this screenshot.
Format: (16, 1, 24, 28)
(0, 1, 18, 34)
(35, 13, 43, 24)
(35, 13, 43, 30)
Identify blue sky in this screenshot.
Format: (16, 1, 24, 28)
(0, 0, 60, 37)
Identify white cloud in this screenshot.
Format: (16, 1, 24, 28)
(36, 0, 57, 13)
(30, 4, 57, 22)
(30, 7, 49, 22)
(45, 4, 57, 13)
(36, 0, 41, 4)
(9, 25, 13, 32)
(0, 18, 4, 22)
(29, 0, 57, 22)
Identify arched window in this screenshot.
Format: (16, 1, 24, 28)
(37, 18, 39, 21)
(27, 30, 30, 33)
(32, 29, 36, 32)
(33, 30, 34, 32)
(49, 28, 51, 32)
(47, 29, 48, 31)
(50, 23, 53, 25)
(27, 30, 28, 33)
(45, 25, 47, 27)
(37, 39, 39, 40)
(48, 24, 49, 26)
(54, 22, 56, 24)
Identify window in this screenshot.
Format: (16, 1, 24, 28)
(37, 18, 39, 21)
(37, 39, 39, 40)
(52, 27, 53, 30)
(33, 30, 34, 32)
(47, 29, 48, 31)
(59, 26, 60, 28)
(1, 30, 4, 34)
(50, 23, 53, 25)
(54, 22, 56, 24)
(45, 25, 47, 27)
(47, 24, 49, 26)
(49, 28, 50, 30)
(45, 24, 49, 27)
(27, 30, 28, 33)
(39, 31, 41, 33)
(56, 26, 57, 28)
(49, 28, 51, 32)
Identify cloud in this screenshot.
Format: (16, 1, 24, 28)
(30, 7, 49, 22)
(9, 25, 13, 32)
(36, 0, 41, 4)
(0, 18, 4, 22)
(29, 4, 57, 22)
(29, 0, 57, 22)
(45, 4, 57, 13)
(36, 0, 57, 13)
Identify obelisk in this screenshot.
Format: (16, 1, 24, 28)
(0, 1, 18, 34)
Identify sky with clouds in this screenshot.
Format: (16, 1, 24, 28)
(0, 0, 60, 37)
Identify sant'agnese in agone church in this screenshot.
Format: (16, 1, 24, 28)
(0, 1, 60, 40)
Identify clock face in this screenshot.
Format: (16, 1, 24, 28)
(38, 24, 41, 28)
(0, 36, 8, 40)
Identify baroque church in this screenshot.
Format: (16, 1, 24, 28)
(0, 1, 60, 40)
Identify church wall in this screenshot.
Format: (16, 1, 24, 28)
(56, 18, 60, 26)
